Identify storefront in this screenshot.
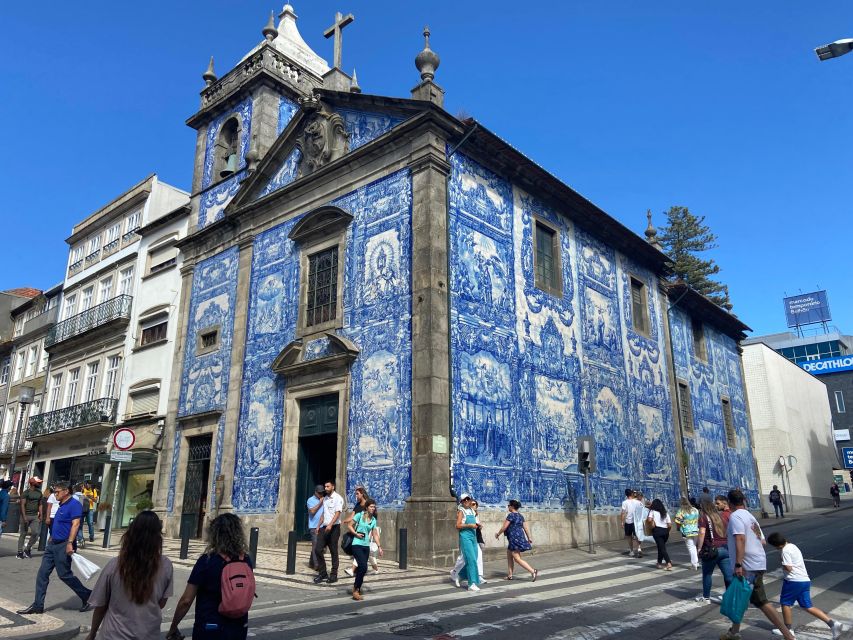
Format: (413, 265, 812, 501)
(112, 450, 158, 527)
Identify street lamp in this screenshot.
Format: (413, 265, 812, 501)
(8, 386, 35, 491)
(815, 38, 853, 61)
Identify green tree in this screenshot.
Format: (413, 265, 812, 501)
(657, 206, 730, 307)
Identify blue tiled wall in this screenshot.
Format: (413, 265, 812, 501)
(278, 95, 299, 135)
(338, 109, 404, 151)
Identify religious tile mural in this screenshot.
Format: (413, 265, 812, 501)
(198, 170, 246, 228)
(231, 169, 412, 513)
(201, 96, 253, 191)
(338, 109, 404, 151)
(669, 308, 759, 505)
(168, 247, 239, 511)
(449, 151, 681, 512)
(278, 95, 299, 135)
(258, 148, 302, 198)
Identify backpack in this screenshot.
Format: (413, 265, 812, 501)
(218, 554, 255, 618)
(82, 496, 91, 513)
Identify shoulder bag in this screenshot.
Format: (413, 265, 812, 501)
(698, 517, 718, 561)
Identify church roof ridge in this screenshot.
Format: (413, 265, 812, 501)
(239, 4, 329, 78)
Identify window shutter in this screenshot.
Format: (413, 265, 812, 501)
(129, 389, 159, 416)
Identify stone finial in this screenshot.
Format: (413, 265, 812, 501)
(263, 10, 278, 41)
(350, 68, 361, 93)
(415, 26, 440, 81)
(645, 209, 662, 250)
(202, 56, 217, 86)
(245, 135, 260, 173)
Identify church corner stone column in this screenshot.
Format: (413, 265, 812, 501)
(403, 131, 457, 568)
(659, 283, 689, 498)
(218, 234, 255, 513)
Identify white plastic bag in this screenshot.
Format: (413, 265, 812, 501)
(71, 553, 101, 581)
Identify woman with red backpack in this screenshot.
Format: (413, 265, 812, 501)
(168, 513, 255, 640)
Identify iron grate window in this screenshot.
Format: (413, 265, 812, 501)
(677, 380, 694, 434)
(534, 222, 560, 293)
(306, 247, 338, 327)
(722, 398, 735, 447)
(630, 277, 649, 335)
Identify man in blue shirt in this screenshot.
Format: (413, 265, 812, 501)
(0, 480, 11, 536)
(17, 481, 92, 615)
(307, 485, 324, 571)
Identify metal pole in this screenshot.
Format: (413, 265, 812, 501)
(8, 405, 27, 490)
(102, 514, 112, 548)
(249, 527, 259, 562)
(285, 530, 296, 575)
(398, 527, 408, 569)
(584, 470, 595, 554)
(103, 461, 121, 548)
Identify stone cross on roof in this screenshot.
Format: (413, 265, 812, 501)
(324, 11, 354, 70)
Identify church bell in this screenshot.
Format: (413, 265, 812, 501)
(220, 153, 238, 178)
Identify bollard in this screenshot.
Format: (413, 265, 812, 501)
(38, 522, 48, 551)
(179, 522, 191, 560)
(249, 527, 259, 563)
(398, 528, 408, 570)
(102, 515, 112, 549)
(285, 530, 296, 575)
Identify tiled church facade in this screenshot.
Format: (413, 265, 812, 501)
(152, 7, 759, 565)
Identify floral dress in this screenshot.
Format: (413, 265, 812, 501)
(506, 512, 531, 551)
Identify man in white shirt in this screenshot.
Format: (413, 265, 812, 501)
(720, 489, 794, 640)
(620, 489, 639, 557)
(313, 480, 344, 584)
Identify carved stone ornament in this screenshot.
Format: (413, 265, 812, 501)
(295, 100, 349, 178)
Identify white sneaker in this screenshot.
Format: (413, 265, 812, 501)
(628, 551, 635, 558)
(694, 595, 710, 603)
(709, 594, 723, 604)
(832, 622, 850, 640)
(344, 568, 354, 577)
(452, 575, 461, 588)
(772, 629, 796, 639)
(468, 584, 480, 592)
(480, 578, 488, 584)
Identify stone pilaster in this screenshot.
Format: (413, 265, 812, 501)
(153, 262, 196, 525)
(217, 235, 255, 513)
(403, 131, 457, 567)
(660, 286, 689, 498)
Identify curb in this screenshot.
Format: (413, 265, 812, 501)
(6, 625, 81, 640)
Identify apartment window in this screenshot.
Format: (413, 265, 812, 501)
(65, 368, 80, 407)
(677, 380, 694, 435)
(49, 373, 63, 412)
(197, 327, 220, 355)
(83, 362, 100, 403)
(70, 245, 84, 265)
(102, 355, 121, 399)
(126, 210, 141, 234)
(692, 318, 707, 361)
(81, 286, 95, 311)
(722, 397, 735, 448)
(147, 243, 179, 275)
(25, 345, 38, 378)
(836, 391, 847, 414)
(63, 294, 77, 320)
(39, 342, 48, 372)
(13, 316, 24, 337)
(105, 222, 121, 245)
(305, 247, 339, 327)
(13, 350, 25, 382)
(630, 277, 650, 336)
(0, 359, 9, 386)
(87, 234, 101, 256)
(534, 221, 561, 295)
(140, 320, 168, 346)
(127, 385, 160, 417)
(98, 276, 114, 303)
(118, 266, 134, 295)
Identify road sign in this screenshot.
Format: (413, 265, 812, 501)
(113, 428, 136, 451)
(110, 450, 133, 462)
(842, 447, 853, 469)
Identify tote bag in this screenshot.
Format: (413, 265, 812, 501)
(720, 576, 753, 624)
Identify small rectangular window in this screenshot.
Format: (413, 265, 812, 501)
(66, 368, 80, 407)
(0, 359, 9, 386)
(630, 277, 649, 336)
(13, 350, 25, 382)
(306, 247, 339, 327)
(692, 318, 707, 361)
(13, 316, 24, 337)
(836, 391, 846, 414)
(147, 245, 179, 275)
(84, 361, 100, 403)
(63, 294, 77, 320)
(677, 380, 694, 435)
(118, 266, 135, 295)
(128, 388, 159, 416)
(102, 355, 121, 399)
(722, 397, 735, 448)
(140, 320, 168, 346)
(49, 373, 63, 412)
(197, 327, 220, 354)
(534, 221, 561, 294)
(25, 345, 38, 378)
(81, 287, 95, 311)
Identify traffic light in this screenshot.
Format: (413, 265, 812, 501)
(578, 435, 596, 474)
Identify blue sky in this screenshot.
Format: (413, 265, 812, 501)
(2, 2, 852, 337)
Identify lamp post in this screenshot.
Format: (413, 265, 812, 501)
(8, 386, 35, 491)
(815, 38, 853, 61)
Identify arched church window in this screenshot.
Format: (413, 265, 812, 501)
(216, 117, 241, 179)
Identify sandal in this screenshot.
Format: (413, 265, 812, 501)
(532, 569, 538, 582)
(504, 575, 514, 580)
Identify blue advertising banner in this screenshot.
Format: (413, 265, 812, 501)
(843, 447, 853, 469)
(799, 354, 853, 376)
(784, 291, 831, 327)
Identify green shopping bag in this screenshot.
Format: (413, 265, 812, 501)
(720, 575, 753, 624)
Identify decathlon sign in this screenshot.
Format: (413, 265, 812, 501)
(799, 355, 853, 375)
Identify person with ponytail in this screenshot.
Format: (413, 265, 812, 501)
(85, 510, 174, 639)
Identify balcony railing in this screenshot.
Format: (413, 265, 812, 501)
(27, 397, 118, 439)
(122, 227, 141, 245)
(21, 305, 59, 338)
(68, 259, 83, 275)
(0, 430, 31, 454)
(84, 250, 101, 266)
(45, 294, 132, 348)
(102, 238, 120, 256)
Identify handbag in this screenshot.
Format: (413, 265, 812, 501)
(341, 531, 355, 556)
(720, 575, 753, 624)
(698, 517, 719, 561)
(643, 517, 654, 537)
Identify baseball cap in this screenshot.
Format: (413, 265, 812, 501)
(458, 493, 472, 501)
(29, 476, 43, 485)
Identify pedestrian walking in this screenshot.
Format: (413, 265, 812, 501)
(631, 491, 649, 557)
(699, 487, 714, 509)
(16, 481, 92, 615)
(718, 489, 794, 640)
(347, 498, 383, 601)
(454, 493, 481, 591)
(45, 485, 60, 532)
(82, 480, 98, 542)
(495, 499, 538, 582)
(312, 480, 343, 584)
(769, 485, 785, 518)
(72, 484, 89, 548)
(0, 480, 10, 539)
(646, 498, 672, 570)
(167, 513, 255, 640)
(695, 498, 732, 603)
(84, 511, 174, 640)
(17, 476, 43, 558)
(830, 483, 840, 509)
(621, 488, 640, 557)
(674, 497, 700, 569)
(765, 532, 849, 639)
(715, 494, 730, 514)
(306, 485, 324, 572)
(344, 485, 370, 578)
(451, 498, 485, 585)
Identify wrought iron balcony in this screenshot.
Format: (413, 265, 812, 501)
(0, 430, 31, 455)
(27, 397, 118, 439)
(45, 294, 132, 348)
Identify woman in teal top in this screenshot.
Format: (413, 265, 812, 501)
(673, 497, 700, 570)
(347, 499, 382, 601)
(455, 494, 481, 591)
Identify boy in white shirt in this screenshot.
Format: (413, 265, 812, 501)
(766, 532, 849, 639)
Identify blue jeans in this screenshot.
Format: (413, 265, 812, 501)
(773, 502, 784, 517)
(34, 540, 92, 608)
(701, 545, 733, 598)
(86, 511, 95, 541)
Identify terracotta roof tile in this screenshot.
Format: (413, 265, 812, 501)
(2, 287, 41, 298)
